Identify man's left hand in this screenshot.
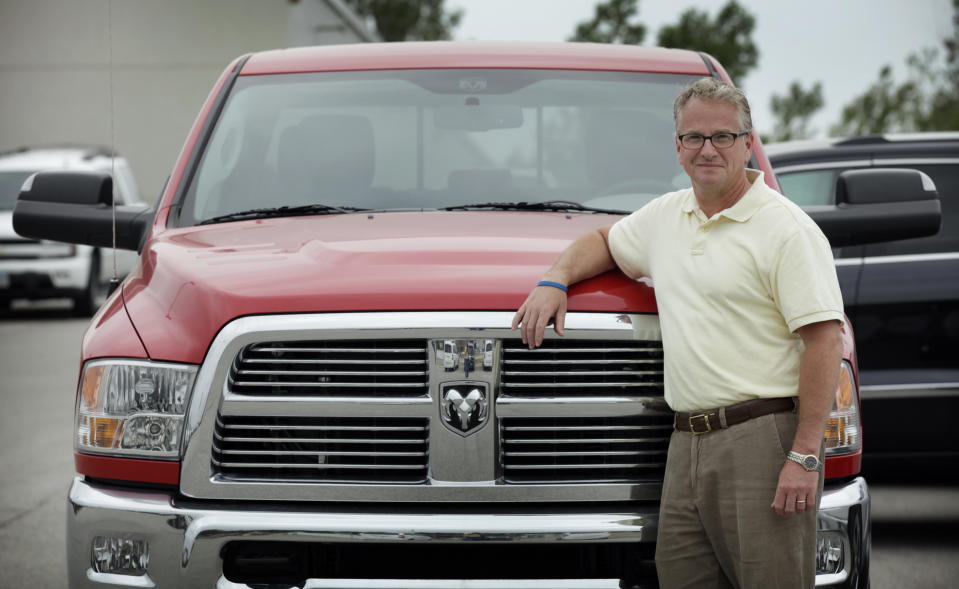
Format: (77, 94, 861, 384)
(771, 460, 818, 516)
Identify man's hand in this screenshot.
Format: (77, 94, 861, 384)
(771, 460, 819, 516)
(509, 225, 616, 349)
(511, 285, 568, 349)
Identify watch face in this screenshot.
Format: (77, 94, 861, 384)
(803, 456, 819, 470)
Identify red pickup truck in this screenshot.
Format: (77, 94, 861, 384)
(14, 42, 940, 588)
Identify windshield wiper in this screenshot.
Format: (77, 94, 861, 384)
(441, 200, 626, 215)
(198, 203, 369, 225)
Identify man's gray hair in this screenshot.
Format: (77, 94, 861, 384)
(673, 78, 753, 134)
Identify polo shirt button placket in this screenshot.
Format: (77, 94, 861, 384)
(692, 222, 709, 256)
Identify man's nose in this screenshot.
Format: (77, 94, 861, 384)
(699, 138, 721, 155)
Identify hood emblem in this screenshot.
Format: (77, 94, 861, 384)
(442, 384, 489, 436)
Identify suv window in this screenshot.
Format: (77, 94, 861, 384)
(0, 171, 34, 211)
(776, 168, 841, 206)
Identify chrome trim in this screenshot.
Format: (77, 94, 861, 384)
(873, 157, 959, 165)
(816, 477, 871, 587)
(773, 160, 870, 174)
(861, 252, 959, 265)
(774, 156, 959, 175)
(180, 312, 666, 502)
(859, 383, 959, 400)
(497, 396, 670, 418)
(265, 581, 623, 589)
(85, 570, 156, 587)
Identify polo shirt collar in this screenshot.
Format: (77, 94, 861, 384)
(681, 169, 768, 222)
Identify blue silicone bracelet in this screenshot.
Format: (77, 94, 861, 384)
(537, 280, 568, 293)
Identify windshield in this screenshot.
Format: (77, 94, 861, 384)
(179, 69, 697, 226)
(0, 171, 34, 211)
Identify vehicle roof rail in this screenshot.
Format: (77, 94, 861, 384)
(833, 135, 889, 146)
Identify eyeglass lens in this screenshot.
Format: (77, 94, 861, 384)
(682, 133, 736, 149)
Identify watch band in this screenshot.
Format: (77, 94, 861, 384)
(786, 450, 821, 472)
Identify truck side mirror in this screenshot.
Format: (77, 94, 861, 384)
(13, 170, 153, 252)
(805, 168, 941, 248)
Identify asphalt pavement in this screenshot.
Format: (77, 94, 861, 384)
(1, 300, 957, 588)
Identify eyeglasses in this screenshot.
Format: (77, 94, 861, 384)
(677, 131, 750, 150)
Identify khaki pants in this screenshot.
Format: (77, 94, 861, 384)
(655, 410, 823, 589)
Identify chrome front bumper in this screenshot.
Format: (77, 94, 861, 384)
(67, 476, 656, 588)
(67, 476, 870, 588)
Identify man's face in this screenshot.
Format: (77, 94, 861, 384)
(675, 98, 753, 193)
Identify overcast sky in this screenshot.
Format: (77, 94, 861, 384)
(449, 0, 953, 139)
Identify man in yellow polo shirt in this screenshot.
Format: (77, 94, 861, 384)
(511, 78, 844, 588)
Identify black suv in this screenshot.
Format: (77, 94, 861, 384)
(767, 133, 958, 479)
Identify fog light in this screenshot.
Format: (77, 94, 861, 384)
(816, 530, 844, 575)
(91, 536, 149, 576)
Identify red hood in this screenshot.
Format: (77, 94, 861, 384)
(122, 211, 657, 363)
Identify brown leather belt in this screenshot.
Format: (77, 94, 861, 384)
(674, 397, 797, 435)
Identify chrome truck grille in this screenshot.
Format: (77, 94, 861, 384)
(229, 340, 429, 397)
(212, 416, 430, 483)
(180, 312, 671, 502)
(501, 416, 672, 483)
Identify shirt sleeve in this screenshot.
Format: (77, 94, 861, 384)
(607, 201, 657, 279)
(770, 223, 845, 333)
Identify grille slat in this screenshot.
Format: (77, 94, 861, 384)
(219, 423, 425, 432)
(214, 460, 427, 471)
(507, 463, 666, 470)
(505, 425, 671, 432)
(503, 437, 662, 444)
(503, 382, 662, 388)
(239, 370, 428, 377)
(232, 381, 427, 388)
(215, 449, 427, 457)
(248, 346, 423, 353)
(506, 347, 662, 354)
(212, 415, 429, 483)
(230, 339, 428, 398)
(503, 370, 663, 377)
(505, 450, 662, 457)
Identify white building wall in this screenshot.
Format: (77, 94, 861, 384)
(0, 0, 373, 202)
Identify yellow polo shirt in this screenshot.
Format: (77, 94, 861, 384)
(608, 169, 844, 412)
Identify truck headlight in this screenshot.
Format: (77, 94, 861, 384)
(76, 360, 197, 459)
(824, 361, 860, 456)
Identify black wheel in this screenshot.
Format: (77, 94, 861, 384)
(73, 251, 100, 316)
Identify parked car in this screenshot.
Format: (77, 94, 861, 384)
(767, 133, 958, 480)
(13, 43, 942, 588)
(0, 146, 145, 314)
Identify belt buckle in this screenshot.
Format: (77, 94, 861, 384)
(688, 412, 713, 435)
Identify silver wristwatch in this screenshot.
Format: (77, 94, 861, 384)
(786, 451, 822, 472)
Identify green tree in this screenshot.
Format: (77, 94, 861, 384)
(656, 1, 758, 84)
(832, 0, 959, 134)
(831, 66, 920, 135)
(343, 0, 462, 42)
(917, 0, 959, 130)
(767, 81, 824, 142)
(568, 0, 646, 45)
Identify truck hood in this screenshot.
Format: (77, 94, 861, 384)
(123, 211, 657, 363)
